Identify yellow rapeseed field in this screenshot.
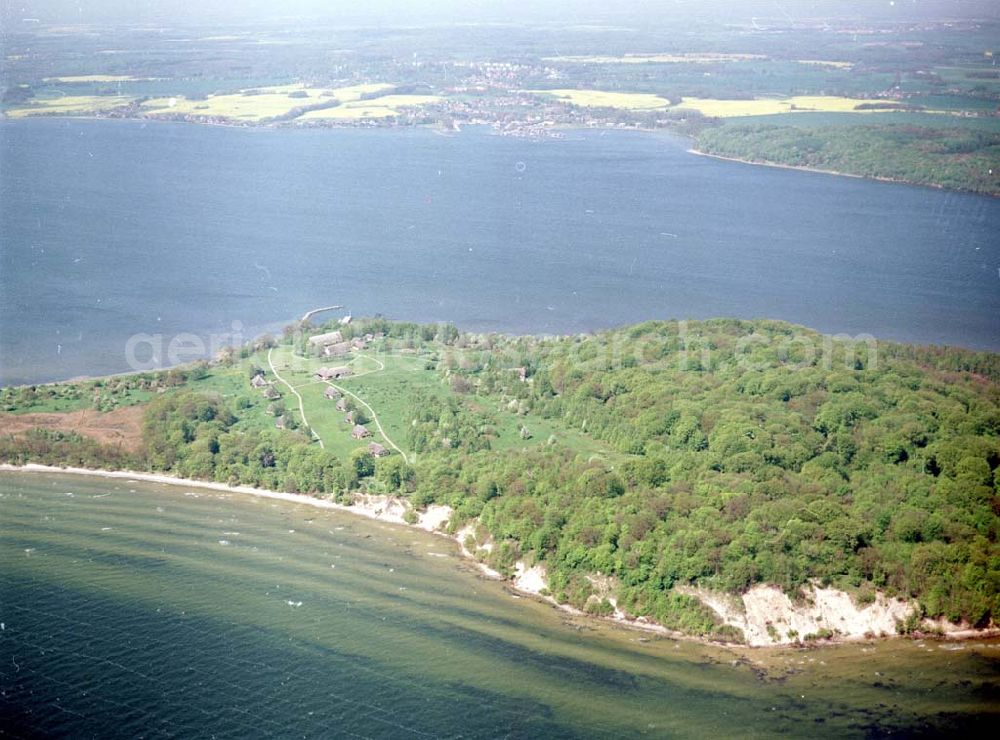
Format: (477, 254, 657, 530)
(528, 89, 670, 110)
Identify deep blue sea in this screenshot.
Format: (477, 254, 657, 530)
(1, 119, 998, 384)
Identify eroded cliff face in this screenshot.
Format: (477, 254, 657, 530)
(679, 583, 916, 646)
(369, 503, 996, 647)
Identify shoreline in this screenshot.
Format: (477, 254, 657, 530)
(2, 463, 997, 650)
(0, 463, 747, 648)
(5, 113, 994, 198)
(687, 147, 1000, 199)
(0, 462, 688, 639)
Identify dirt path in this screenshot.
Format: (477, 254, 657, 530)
(268, 347, 324, 448)
(273, 343, 407, 461)
(324, 380, 410, 463)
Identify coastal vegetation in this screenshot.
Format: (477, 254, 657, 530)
(2, 318, 997, 640)
(696, 124, 1000, 196)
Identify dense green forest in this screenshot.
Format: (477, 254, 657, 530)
(2, 319, 998, 639)
(696, 124, 1000, 196)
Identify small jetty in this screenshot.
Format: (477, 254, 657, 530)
(300, 305, 343, 323)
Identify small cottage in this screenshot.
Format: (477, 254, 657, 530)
(324, 387, 340, 400)
(368, 442, 389, 458)
(351, 424, 370, 439)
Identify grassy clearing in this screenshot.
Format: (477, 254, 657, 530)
(261, 346, 435, 458)
(260, 344, 613, 462)
(187, 364, 279, 435)
(527, 89, 670, 110)
(483, 401, 611, 457)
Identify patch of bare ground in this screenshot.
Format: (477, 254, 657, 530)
(0, 406, 145, 452)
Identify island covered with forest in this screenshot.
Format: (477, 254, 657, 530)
(2, 317, 997, 645)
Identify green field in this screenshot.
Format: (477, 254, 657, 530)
(262, 343, 611, 462)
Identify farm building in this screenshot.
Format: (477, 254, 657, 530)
(323, 341, 352, 357)
(314, 366, 352, 381)
(324, 387, 340, 400)
(368, 442, 390, 457)
(308, 330, 343, 347)
(351, 424, 370, 439)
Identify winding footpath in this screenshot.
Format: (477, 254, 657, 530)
(324, 376, 410, 464)
(272, 343, 407, 462)
(268, 347, 324, 449)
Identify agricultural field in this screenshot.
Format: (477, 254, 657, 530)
(524, 89, 962, 120)
(4, 95, 136, 118)
(673, 95, 916, 118)
(3, 82, 440, 124)
(140, 83, 395, 121)
(297, 94, 442, 121)
(526, 89, 671, 110)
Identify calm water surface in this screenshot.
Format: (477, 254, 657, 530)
(1, 119, 998, 385)
(1, 472, 998, 737)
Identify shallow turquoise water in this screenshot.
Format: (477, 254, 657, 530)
(2, 120, 998, 385)
(1, 471, 998, 737)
